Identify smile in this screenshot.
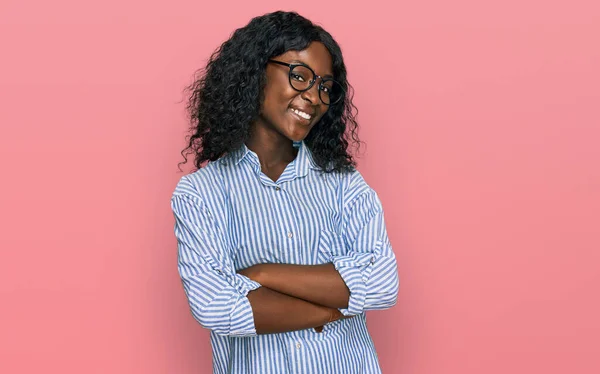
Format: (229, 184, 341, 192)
(290, 108, 312, 121)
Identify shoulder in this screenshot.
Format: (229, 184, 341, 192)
(332, 169, 383, 215)
(172, 161, 227, 204)
(316, 167, 380, 210)
(333, 169, 374, 201)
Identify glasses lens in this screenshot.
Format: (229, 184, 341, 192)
(320, 79, 344, 105)
(289, 65, 313, 91)
(289, 65, 345, 105)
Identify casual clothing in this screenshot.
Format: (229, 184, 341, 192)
(171, 141, 399, 374)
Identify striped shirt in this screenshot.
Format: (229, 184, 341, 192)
(171, 140, 399, 374)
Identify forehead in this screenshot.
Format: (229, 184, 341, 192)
(276, 42, 333, 76)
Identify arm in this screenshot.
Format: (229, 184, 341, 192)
(240, 188, 399, 316)
(239, 263, 350, 309)
(172, 181, 342, 336)
(246, 286, 345, 334)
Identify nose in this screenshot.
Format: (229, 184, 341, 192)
(300, 79, 321, 104)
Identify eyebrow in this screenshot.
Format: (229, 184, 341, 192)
(289, 59, 334, 79)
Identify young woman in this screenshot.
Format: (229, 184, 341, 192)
(171, 11, 399, 374)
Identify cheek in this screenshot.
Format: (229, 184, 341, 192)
(315, 106, 329, 122)
(266, 74, 292, 95)
(263, 85, 297, 114)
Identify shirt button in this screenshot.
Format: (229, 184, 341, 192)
(275, 186, 281, 191)
(296, 342, 301, 349)
(287, 232, 293, 238)
(371, 256, 375, 264)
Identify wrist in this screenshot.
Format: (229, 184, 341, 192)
(238, 264, 265, 284)
(250, 264, 267, 285)
(321, 306, 335, 326)
(326, 307, 341, 323)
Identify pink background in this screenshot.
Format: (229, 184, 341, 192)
(1, 0, 599, 373)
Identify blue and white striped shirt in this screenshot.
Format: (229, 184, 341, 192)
(171, 140, 399, 374)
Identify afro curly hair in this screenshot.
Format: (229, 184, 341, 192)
(179, 11, 361, 173)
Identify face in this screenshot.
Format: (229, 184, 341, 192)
(257, 41, 333, 142)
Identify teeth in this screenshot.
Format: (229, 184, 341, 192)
(291, 108, 311, 120)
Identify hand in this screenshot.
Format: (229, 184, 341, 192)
(314, 308, 354, 333)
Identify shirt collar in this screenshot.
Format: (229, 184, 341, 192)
(227, 140, 319, 176)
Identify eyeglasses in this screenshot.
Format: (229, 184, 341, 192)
(268, 59, 345, 105)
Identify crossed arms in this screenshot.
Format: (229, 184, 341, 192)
(172, 178, 399, 337)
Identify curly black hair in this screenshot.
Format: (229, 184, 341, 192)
(179, 11, 361, 173)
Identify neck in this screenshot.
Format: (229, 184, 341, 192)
(245, 128, 298, 169)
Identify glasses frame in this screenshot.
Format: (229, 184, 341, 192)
(267, 59, 345, 105)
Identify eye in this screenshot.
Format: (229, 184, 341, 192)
(290, 73, 305, 82)
(320, 81, 334, 94)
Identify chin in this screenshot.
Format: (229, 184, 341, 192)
(287, 134, 307, 143)
(288, 128, 312, 142)
(283, 124, 312, 142)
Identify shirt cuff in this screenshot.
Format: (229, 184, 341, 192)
(331, 251, 377, 315)
(221, 273, 262, 337)
(223, 272, 262, 296)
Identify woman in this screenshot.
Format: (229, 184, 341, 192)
(171, 11, 399, 374)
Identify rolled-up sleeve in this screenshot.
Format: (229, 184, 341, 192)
(331, 186, 399, 316)
(171, 178, 261, 337)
